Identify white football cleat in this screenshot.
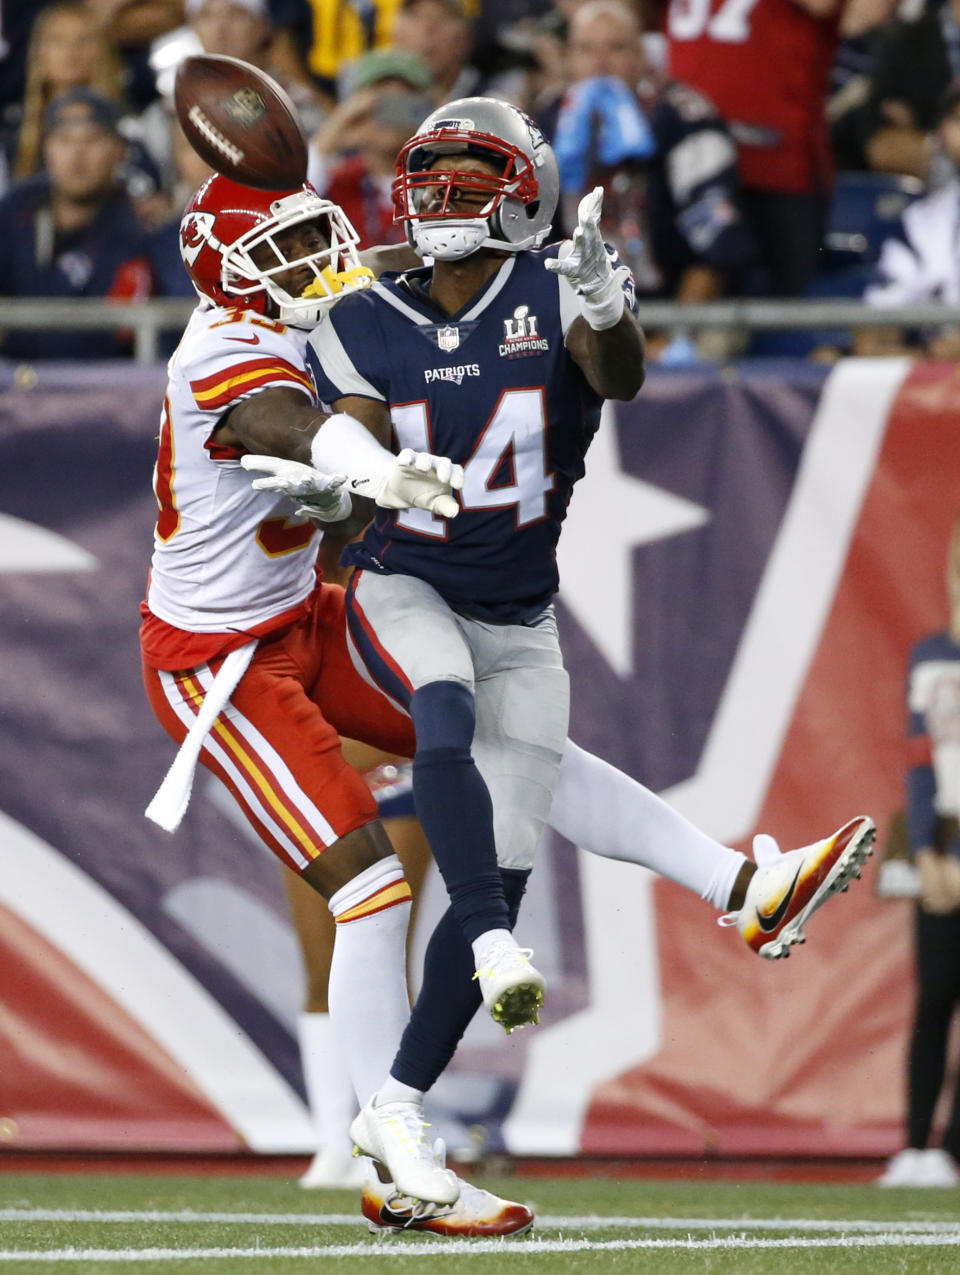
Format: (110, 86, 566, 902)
(349, 1096, 459, 1205)
(360, 1142, 534, 1237)
(722, 815, 875, 959)
(298, 1145, 366, 1190)
(473, 939, 545, 1033)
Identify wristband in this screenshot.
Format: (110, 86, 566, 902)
(578, 274, 626, 331)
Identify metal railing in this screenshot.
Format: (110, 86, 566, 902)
(0, 297, 955, 365)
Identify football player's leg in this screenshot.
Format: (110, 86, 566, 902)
(549, 741, 875, 957)
(310, 583, 416, 757)
(343, 569, 514, 952)
(390, 614, 569, 1087)
(284, 749, 436, 1191)
(144, 651, 455, 1205)
(281, 867, 362, 1190)
(549, 741, 749, 909)
(389, 868, 530, 1094)
(466, 613, 568, 1028)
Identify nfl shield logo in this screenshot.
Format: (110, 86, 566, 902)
(438, 325, 460, 352)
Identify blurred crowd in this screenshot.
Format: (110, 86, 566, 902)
(0, 0, 958, 359)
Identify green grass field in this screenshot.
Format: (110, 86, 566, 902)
(2, 1169, 959, 1273)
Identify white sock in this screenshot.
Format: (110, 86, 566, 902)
(471, 928, 515, 970)
(375, 1077, 424, 1106)
(327, 855, 412, 1109)
(297, 1012, 356, 1158)
(549, 741, 747, 910)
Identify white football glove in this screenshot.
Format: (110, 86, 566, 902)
(240, 454, 353, 523)
(544, 186, 627, 330)
(349, 448, 464, 518)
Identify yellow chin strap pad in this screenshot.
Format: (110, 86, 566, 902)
(301, 265, 375, 299)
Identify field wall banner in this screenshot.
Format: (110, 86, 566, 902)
(0, 356, 952, 1158)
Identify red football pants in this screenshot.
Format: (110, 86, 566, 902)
(143, 583, 415, 874)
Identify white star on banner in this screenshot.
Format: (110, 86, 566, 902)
(0, 514, 96, 572)
(557, 403, 710, 677)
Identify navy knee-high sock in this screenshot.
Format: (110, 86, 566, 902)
(391, 868, 530, 1093)
(410, 680, 509, 943)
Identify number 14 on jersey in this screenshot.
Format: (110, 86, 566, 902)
(392, 388, 555, 536)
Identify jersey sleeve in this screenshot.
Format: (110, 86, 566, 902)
(183, 316, 317, 414)
(306, 298, 388, 404)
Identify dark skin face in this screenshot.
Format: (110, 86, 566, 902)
(249, 219, 330, 315)
(418, 154, 509, 315)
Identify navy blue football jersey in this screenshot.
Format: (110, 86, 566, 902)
(307, 245, 638, 622)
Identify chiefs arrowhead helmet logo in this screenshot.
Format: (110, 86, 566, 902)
(179, 211, 217, 266)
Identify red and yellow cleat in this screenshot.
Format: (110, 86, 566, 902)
(728, 815, 876, 959)
(360, 1150, 534, 1238)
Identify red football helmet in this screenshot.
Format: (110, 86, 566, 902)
(179, 174, 372, 326)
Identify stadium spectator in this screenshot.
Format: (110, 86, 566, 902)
(0, 2, 48, 194)
(856, 84, 960, 359)
(0, 88, 153, 360)
(133, 0, 328, 197)
(864, 0, 960, 183)
(665, 0, 843, 296)
(12, 1, 164, 217)
(308, 48, 434, 247)
(826, 0, 899, 174)
(392, 0, 480, 102)
(86, 0, 185, 112)
(14, 2, 128, 183)
(268, 0, 479, 102)
(87, 0, 184, 45)
(553, 0, 757, 346)
(878, 518, 960, 1189)
(148, 122, 214, 300)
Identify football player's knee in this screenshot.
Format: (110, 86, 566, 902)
(410, 679, 476, 751)
(501, 664, 570, 761)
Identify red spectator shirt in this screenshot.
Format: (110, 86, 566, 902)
(666, 0, 840, 194)
(324, 157, 403, 250)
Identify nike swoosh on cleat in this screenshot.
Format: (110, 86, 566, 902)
(225, 333, 260, 345)
(756, 864, 804, 933)
(378, 1202, 439, 1228)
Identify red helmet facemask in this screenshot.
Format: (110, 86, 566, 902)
(393, 126, 540, 260)
(179, 174, 373, 325)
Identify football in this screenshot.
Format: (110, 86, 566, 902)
(174, 54, 308, 190)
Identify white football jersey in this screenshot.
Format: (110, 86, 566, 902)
(147, 303, 323, 633)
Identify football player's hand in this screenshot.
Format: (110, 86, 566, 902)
(545, 187, 610, 297)
(360, 449, 463, 518)
(241, 454, 353, 523)
(545, 186, 628, 330)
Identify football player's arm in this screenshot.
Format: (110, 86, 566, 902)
(547, 188, 645, 401)
(216, 387, 390, 461)
(223, 386, 461, 516)
(564, 312, 645, 402)
(328, 394, 393, 437)
(788, 0, 843, 16)
(359, 244, 420, 277)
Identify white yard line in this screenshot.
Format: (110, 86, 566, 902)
(2, 1233, 960, 1262)
(2, 1209, 959, 1234)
